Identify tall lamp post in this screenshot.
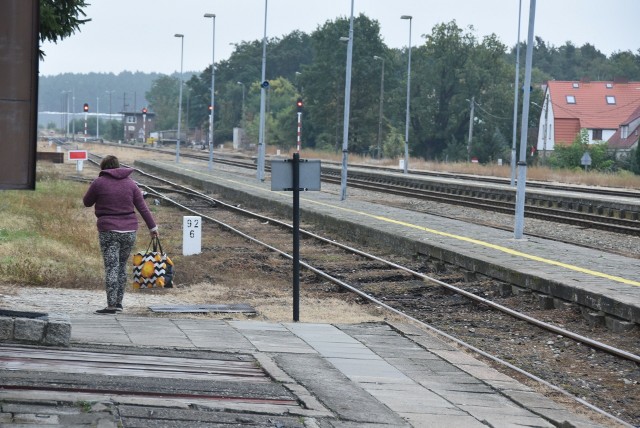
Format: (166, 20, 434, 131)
(71, 89, 75, 141)
(204, 13, 216, 171)
(373, 55, 385, 160)
(237, 81, 245, 129)
(514, 0, 537, 239)
(339, 0, 355, 201)
(257, 0, 268, 181)
(510, 0, 523, 186)
(105, 90, 114, 117)
(96, 97, 100, 139)
(62, 91, 70, 139)
(401, 15, 412, 174)
(175, 33, 184, 163)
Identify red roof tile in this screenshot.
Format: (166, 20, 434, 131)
(548, 81, 640, 130)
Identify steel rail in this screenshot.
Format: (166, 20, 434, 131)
(138, 178, 634, 428)
(132, 166, 640, 365)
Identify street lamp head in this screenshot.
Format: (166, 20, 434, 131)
(339, 37, 349, 42)
(374, 55, 383, 61)
(174, 33, 184, 38)
(400, 15, 412, 20)
(237, 81, 243, 85)
(204, 13, 216, 18)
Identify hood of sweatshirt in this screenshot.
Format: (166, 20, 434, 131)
(98, 167, 134, 180)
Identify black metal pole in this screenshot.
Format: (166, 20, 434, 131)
(292, 153, 300, 322)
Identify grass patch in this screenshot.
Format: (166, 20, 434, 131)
(0, 179, 103, 288)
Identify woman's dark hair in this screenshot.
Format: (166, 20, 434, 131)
(100, 155, 120, 170)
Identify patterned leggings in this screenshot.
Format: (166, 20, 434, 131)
(99, 231, 136, 307)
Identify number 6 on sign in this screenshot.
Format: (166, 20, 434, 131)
(183, 216, 201, 255)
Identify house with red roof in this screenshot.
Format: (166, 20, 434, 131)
(536, 80, 640, 157)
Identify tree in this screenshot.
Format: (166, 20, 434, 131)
(145, 75, 180, 131)
(300, 14, 387, 154)
(183, 30, 313, 144)
(39, 0, 90, 58)
(243, 77, 299, 149)
(410, 21, 513, 161)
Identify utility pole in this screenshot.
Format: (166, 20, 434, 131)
(467, 96, 475, 162)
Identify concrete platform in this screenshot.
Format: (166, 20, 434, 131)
(137, 158, 640, 326)
(0, 316, 604, 427)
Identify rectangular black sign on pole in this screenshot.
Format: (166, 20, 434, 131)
(271, 156, 321, 322)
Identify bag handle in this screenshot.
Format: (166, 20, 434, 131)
(151, 236, 165, 255)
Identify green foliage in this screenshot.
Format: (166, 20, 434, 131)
(242, 77, 300, 149)
(410, 22, 514, 161)
(299, 14, 387, 153)
(442, 135, 467, 162)
(382, 127, 405, 159)
(145, 75, 180, 131)
(520, 38, 640, 81)
(547, 129, 616, 171)
(39, 0, 90, 58)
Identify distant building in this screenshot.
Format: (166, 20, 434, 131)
(121, 110, 155, 143)
(536, 80, 640, 156)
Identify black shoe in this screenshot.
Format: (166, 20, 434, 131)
(115, 303, 123, 312)
(95, 307, 117, 314)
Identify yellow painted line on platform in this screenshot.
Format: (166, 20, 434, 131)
(168, 162, 640, 288)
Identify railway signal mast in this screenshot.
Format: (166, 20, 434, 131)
(296, 98, 303, 153)
(83, 103, 89, 142)
(142, 107, 147, 143)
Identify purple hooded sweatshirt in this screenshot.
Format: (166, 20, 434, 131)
(83, 167, 157, 233)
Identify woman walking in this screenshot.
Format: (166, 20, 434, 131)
(83, 155, 158, 314)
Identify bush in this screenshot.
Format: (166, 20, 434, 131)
(548, 128, 616, 171)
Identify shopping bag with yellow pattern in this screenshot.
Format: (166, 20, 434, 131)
(132, 237, 174, 289)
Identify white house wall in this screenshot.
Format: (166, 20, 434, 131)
(536, 92, 555, 154)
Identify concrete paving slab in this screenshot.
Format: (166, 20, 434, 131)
(3, 311, 608, 428)
(274, 353, 409, 426)
(327, 357, 413, 384)
(240, 330, 316, 353)
(401, 413, 488, 428)
(459, 404, 555, 427)
(365, 386, 458, 413)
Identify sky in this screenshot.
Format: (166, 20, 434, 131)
(39, 0, 640, 76)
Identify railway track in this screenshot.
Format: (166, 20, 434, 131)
(182, 150, 640, 235)
(70, 141, 640, 235)
(103, 158, 639, 427)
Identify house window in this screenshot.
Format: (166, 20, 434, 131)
(566, 95, 576, 104)
(592, 129, 603, 140)
(621, 125, 629, 139)
(572, 82, 579, 88)
(126, 116, 137, 124)
(606, 96, 616, 104)
(606, 83, 613, 88)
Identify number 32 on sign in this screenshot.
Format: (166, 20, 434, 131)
(183, 216, 201, 255)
